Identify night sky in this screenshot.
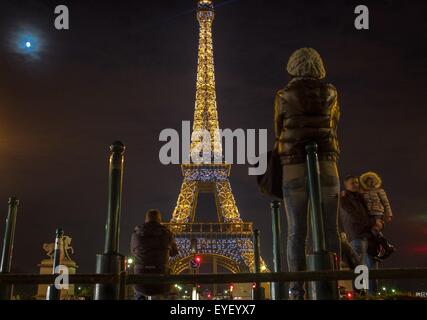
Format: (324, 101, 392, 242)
(0, 0, 427, 290)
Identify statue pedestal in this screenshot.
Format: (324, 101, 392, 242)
(36, 259, 78, 300)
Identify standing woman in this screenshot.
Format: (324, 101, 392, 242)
(274, 48, 341, 300)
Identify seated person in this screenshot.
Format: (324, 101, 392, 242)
(130, 209, 179, 299)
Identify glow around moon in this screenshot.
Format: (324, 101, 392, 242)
(14, 32, 41, 57)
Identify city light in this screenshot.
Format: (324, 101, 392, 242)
(127, 258, 134, 264)
(192, 287, 198, 300)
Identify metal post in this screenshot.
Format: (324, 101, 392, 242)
(212, 255, 218, 297)
(0, 197, 19, 300)
(190, 238, 198, 301)
(271, 200, 286, 300)
(252, 229, 263, 300)
(118, 270, 127, 300)
(46, 228, 64, 300)
(305, 142, 338, 300)
(94, 141, 126, 300)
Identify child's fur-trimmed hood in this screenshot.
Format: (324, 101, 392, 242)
(360, 171, 382, 190)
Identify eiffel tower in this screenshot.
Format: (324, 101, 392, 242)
(166, 0, 267, 275)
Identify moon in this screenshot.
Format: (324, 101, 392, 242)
(12, 31, 41, 57)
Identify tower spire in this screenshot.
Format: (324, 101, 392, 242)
(191, 0, 222, 162)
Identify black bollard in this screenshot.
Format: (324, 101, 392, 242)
(305, 142, 338, 300)
(251, 229, 264, 300)
(0, 197, 19, 300)
(271, 201, 286, 300)
(46, 228, 64, 300)
(94, 141, 126, 300)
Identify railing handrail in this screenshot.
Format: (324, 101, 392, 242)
(1, 268, 427, 285)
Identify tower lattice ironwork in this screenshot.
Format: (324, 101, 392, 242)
(167, 0, 267, 275)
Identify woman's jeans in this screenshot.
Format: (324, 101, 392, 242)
(282, 160, 341, 299)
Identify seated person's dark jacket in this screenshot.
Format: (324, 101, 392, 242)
(340, 191, 372, 242)
(131, 222, 178, 296)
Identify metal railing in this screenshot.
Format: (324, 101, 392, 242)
(1, 268, 427, 285)
(1, 268, 427, 300)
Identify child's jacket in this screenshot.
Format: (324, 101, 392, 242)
(360, 171, 393, 218)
